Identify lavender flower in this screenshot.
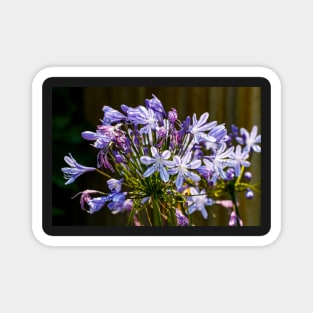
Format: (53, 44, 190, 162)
(189, 112, 217, 144)
(61, 153, 96, 185)
(86, 196, 108, 214)
(229, 211, 243, 226)
(236, 126, 261, 153)
(187, 187, 214, 219)
(127, 106, 158, 134)
(102, 106, 126, 125)
(228, 145, 251, 176)
(203, 143, 234, 180)
(167, 151, 201, 189)
(168, 108, 178, 123)
(175, 209, 189, 226)
(107, 178, 124, 193)
(145, 94, 167, 122)
(107, 192, 129, 214)
(140, 147, 172, 182)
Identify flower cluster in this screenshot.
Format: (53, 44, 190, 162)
(61, 94, 261, 226)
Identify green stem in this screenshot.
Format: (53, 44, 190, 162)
(152, 196, 162, 226)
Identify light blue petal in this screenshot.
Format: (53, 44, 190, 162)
(241, 161, 251, 167)
(252, 145, 261, 153)
(168, 168, 178, 175)
(175, 173, 184, 189)
(140, 156, 155, 165)
(185, 171, 201, 182)
(160, 165, 169, 182)
(143, 165, 157, 177)
(200, 207, 208, 219)
(187, 159, 201, 169)
(161, 150, 171, 159)
(151, 146, 158, 158)
(197, 112, 209, 126)
(251, 126, 258, 139)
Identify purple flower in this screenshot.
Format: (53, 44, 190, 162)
(203, 143, 234, 180)
(167, 151, 201, 189)
(107, 192, 130, 214)
(86, 196, 108, 214)
(140, 147, 172, 182)
(189, 112, 217, 144)
(61, 153, 96, 185)
(102, 106, 126, 125)
(236, 126, 261, 153)
(127, 106, 158, 134)
(228, 145, 251, 176)
(82, 124, 127, 150)
(245, 188, 254, 199)
(229, 211, 243, 226)
(81, 130, 111, 149)
(168, 108, 178, 123)
(187, 187, 214, 219)
(145, 94, 167, 122)
(97, 150, 114, 172)
(197, 164, 216, 184)
(175, 209, 189, 226)
(208, 124, 227, 143)
(107, 178, 124, 193)
(244, 171, 252, 181)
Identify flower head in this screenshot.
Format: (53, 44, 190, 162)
(61, 153, 96, 185)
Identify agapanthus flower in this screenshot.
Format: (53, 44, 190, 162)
(203, 143, 234, 180)
(82, 124, 127, 150)
(236, 125, 261, 153)
(61, 153, 96, 185)
(187, 187, 214, 219)
(86, 196, 108, 214)
(175, 209, 189, 226)
(107, 178, 124, 193)
(167, 151, 201, 189)
(127, 106, 158, 134)
(229, 211, 243, 226)
(102, 106, 126, 125)
(140, 147, 172, 182)
(189, 112, 217, 144)
(245, 188, 254, 199)
(107, 192, 130, 214)
(168, 108, 178, 123)
(145, 94, 167, 122)
(228, 145, 251, 176)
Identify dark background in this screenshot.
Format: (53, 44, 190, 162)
(52, 86, 261, 226)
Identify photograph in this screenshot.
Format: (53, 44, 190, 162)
(52, 83, 263, 229)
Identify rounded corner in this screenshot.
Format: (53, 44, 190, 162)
(32, 67, 59, 90)
(259, 224, 282, 247)
(255, 66, 282, 88)
(32, 224, 55, 247)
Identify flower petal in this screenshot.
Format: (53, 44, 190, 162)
(143, 165, 157, 177)
(140, 156, 155, 165)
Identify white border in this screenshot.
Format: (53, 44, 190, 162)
(32, 67, 281, 247)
